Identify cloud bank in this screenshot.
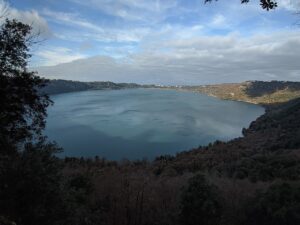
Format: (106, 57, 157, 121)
(36, 31, 300, 85)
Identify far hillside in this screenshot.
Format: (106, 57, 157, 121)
(41, 79, 145, 95)
(176, 81, 300, 105)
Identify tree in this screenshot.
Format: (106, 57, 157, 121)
(246, 183, 300, 225)
(0, 19, 51, 147)
(0, 19, 67, 225)
(0, 142, 66, 225)
(205, 0, 278, 11)
(179, 174, 222, 225)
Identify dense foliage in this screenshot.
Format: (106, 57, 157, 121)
(246, 183, 300, 225)
(0, 19, 51, 145)
(180, 174, 222, 225)
(0, 19, 64, 225)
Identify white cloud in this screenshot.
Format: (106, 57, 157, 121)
(42, 8, 150, 43)
(35, 31, 300, 84)
(35, 47, 87, 66)
(42, 9, 104, 32)
(69, 0, 178, 22)
(0, 0, 51, 38)
(277, 0, 300, 11)
(210, 14, 228, 28)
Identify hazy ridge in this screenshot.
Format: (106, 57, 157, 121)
(41, 79, 154, 95)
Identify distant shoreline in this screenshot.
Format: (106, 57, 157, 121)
(42, 79, 300, 106)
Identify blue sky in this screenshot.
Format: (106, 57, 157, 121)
(2, 0, 300, 84)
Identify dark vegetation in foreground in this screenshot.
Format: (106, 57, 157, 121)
(1, 18, 300, 225)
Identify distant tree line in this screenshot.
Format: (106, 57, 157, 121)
(41, 79, 143, 95)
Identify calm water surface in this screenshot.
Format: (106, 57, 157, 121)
(45, 89, 264, 160)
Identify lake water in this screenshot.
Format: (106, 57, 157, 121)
(45, 88, 264, 160)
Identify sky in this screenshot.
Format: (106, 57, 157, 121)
(1, 0, 300, 85)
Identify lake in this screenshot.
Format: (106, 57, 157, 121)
(45, 88, 264, 160)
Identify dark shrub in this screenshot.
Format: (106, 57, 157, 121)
(246, 183, 300, 225)
(179, 174, 222, 225)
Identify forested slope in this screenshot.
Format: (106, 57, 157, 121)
(173, 81, 300, 105)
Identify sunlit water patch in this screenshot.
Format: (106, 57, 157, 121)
(44, 89, 264, 160)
